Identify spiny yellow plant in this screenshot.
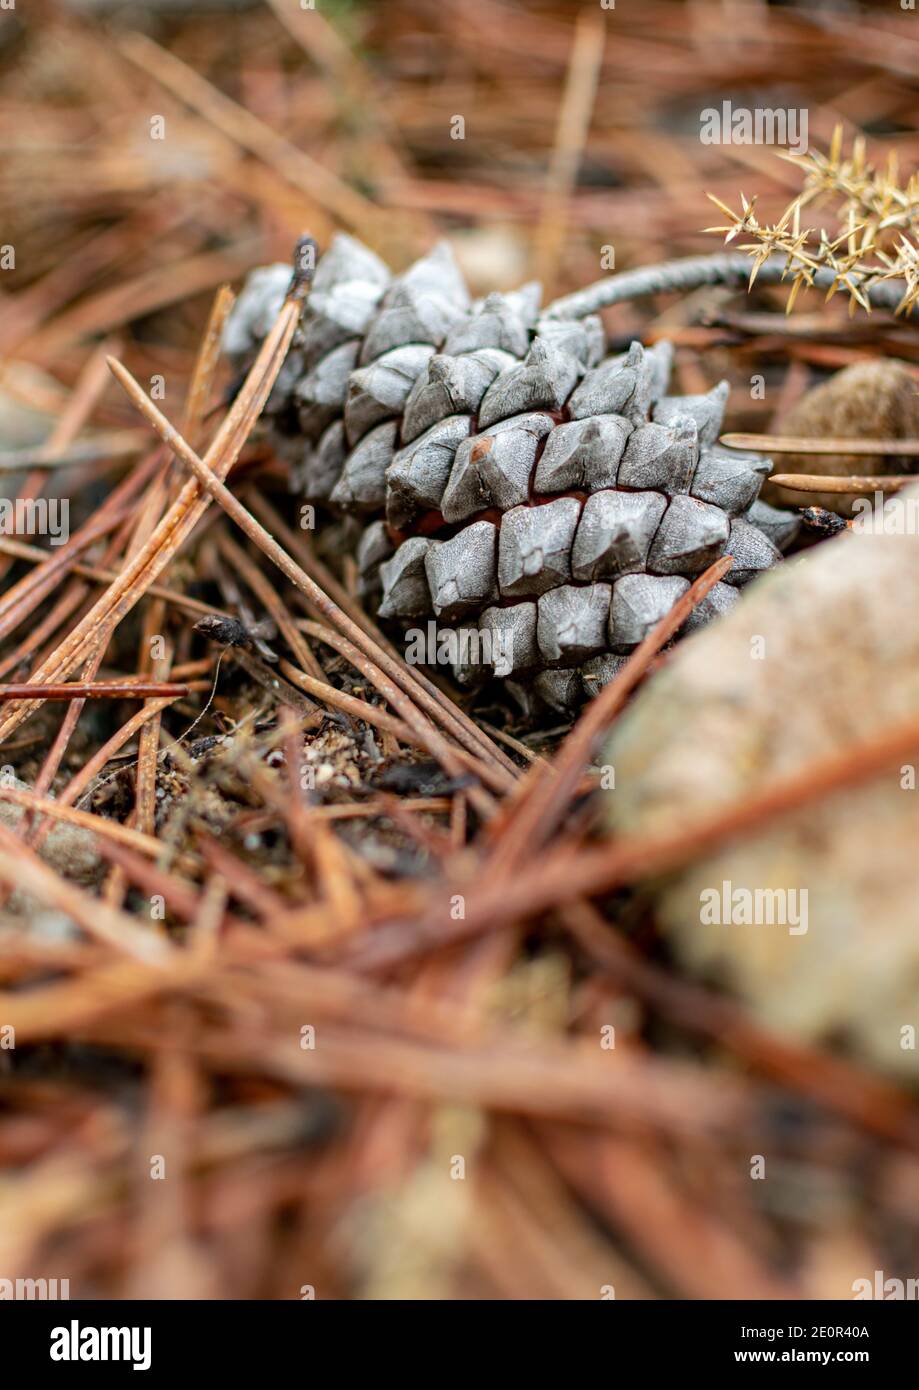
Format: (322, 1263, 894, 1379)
(705, 126, 919, 316)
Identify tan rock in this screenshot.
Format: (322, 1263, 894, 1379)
(602, 494, 919, 1077)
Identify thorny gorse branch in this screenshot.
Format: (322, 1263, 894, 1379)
(705, 125, 919, 316)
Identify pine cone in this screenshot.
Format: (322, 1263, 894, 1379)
(225, 236, 798, 715)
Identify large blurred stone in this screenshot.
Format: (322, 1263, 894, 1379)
(602, 496, 919, 1078)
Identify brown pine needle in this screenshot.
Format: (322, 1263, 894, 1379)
(181, 284, 236, 451)
(0, 538, 228, 620)
(723, 431, 919, 457)
(0, 682, 189, 701)
(0, 293, 302, 746)
(533, 8, 605, 288)
(768, 473, 915, 494)
(0, 431, 149, 472)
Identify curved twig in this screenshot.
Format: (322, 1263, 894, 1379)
(543, 252, 910, 320)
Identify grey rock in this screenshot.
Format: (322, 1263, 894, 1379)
(534, 315, 605, 368)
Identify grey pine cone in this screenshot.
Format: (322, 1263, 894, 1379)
(225, 235, 799, 715)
